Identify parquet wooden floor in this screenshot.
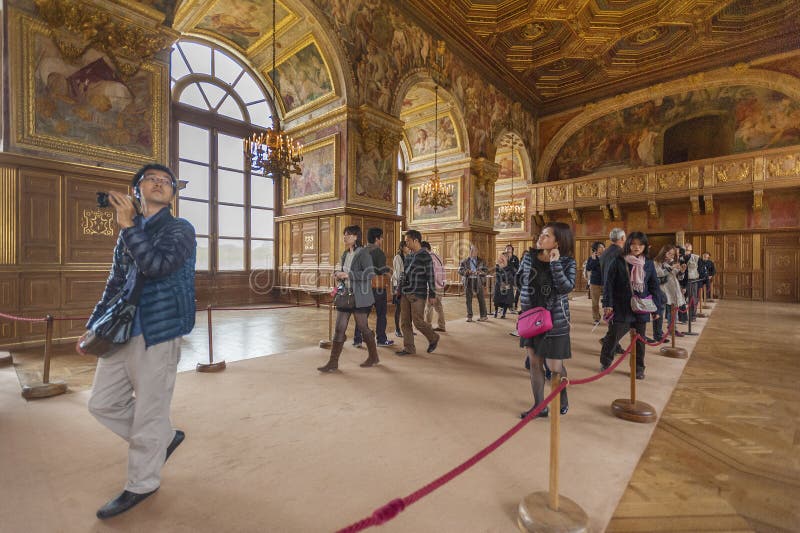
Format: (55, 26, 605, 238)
(608, 300, 800, 532)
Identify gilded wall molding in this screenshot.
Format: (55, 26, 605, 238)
(0, 168, 18, 265)
(33, 0, 178, 79)
(537, 67, 800, 181)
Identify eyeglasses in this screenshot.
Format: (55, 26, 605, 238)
(140, 175, 173, 186)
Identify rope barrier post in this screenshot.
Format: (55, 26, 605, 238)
(197, 305, 226, 372)
(21, 315, 67, 399)
(611, 330, 656, 423)
(660, 308, 688, 359)
(696, 282, 708, 318)
(0, 350, 12, 367)
(319, 299, 333, 349)
(518, 375, 589, 532)
(684, 295, 699, 336)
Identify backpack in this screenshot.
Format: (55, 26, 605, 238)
(431, 252, 446, 289)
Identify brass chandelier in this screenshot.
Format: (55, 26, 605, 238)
(418, 41, 454, 213)
(243, 0, 302, 179)
(498, 136, 525, 224)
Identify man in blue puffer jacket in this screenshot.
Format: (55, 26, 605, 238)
(82, 164, 196, 519)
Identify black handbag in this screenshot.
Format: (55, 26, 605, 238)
(333, 283, 356, 310)
(79, 273, 143, 357)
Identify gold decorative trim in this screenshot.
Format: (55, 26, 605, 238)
(657, 170, 689, 191)
(703, 194, 714, 215)
(617, 174, 647, 194)
(545, 184, 567, 203)
(766, 153, 800, 179)
(715, 160, 752, 184)
(34, 0, 177, 79)
(753, 189, 764, 210)
(648, 200, 659, 218)
(0, 168, 17, 265)
(575, 181, 599, 198)
(82, 208, 115, 236)
(283, 133, 339, 207)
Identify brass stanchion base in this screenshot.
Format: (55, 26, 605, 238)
(319, 340, 332, 349)
(196, 361, 226, 373)
(659, 346, 688, 359)
(707, 299, 716, 303)
(611, 399, 657, 423)
(21, 380, 68, 399)
(696, 312, 708, 318)
(0, 351, 12, 367)
(517, 491, 589, 533)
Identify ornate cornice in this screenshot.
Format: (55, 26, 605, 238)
(33, 0, 178, 78)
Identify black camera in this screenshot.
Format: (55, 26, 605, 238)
(97, 192, 110, 208)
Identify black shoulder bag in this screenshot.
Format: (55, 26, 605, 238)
(79, 272, 144, 357)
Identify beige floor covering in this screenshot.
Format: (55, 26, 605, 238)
(0, 298, 710, 533)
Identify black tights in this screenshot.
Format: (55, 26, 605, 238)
(527, 349, 567, 407)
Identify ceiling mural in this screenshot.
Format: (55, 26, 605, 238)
(269, 38, 334, 115)
(402, 0, 800, 113)
(311, 0, 538, 161)
(192, 0, 294, 53)
(548, 85, 800, 181)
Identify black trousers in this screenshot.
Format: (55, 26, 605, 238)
(600, 321, 647, 371)
(354, 288, 389, 343)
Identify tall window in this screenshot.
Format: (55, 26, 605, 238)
(171, 40, 275, 272)
(397, 149, 405, 220)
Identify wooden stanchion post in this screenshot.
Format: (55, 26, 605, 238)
(518, 375, 589, 532)
(319, 300, 333, 349)
(696, 282, 708, 318)
(21, 315, 67, 399)
(197, 305, 226, 372)
(660, 308, 688, 359)
(611, 330, 656, 423)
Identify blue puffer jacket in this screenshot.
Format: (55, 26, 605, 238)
(515, 250, 577, 337)
(88, 206, 196, 347)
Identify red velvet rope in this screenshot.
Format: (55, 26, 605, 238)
(338, 306, 695, 531)
(0, 311, 46, 323)
(209, 302, 323, 311)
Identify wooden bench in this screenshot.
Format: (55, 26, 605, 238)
(274, 286, 332, 307)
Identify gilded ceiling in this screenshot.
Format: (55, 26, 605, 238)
(403, 0, 800, 113)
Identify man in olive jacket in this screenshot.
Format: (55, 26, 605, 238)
(81, 164, 195, 519)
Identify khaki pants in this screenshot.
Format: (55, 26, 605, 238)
(400, 294, 439, 354)
(590, 284, 603, 321)
(424, 293, 446, 330)
(88, 335, 181, 493)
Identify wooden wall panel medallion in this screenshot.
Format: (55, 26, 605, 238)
(20, 171, 61, 264)
(62, 272, 108, 309)
(65, 176, 126, 263)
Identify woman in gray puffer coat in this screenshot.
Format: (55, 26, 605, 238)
(515, 222, 576, 419)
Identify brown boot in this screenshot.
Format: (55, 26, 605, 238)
(360, 332, 380, 367)
(318, 341, 344, 372)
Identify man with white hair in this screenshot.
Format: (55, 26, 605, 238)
(598, 227, 626, 369)
(458, 244, 489, 322)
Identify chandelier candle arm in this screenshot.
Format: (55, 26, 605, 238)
(242, 0, 303, 180)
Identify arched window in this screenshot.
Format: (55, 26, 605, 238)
(171, 40, 275, 272)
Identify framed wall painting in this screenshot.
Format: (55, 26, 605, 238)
(11, 12, 166, 166)
(268, 35, 337, 119)
(283, 133, 338, 206)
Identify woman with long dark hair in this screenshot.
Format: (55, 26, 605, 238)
(317, 226, 379, 372)
(516, 222, 577, 418)
(599, 231, 661, 379)
(653, 244, 685, 341)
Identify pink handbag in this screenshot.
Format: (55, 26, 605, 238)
(517, 306, 553, 338)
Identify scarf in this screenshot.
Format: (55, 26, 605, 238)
(624, 254, 645, 293)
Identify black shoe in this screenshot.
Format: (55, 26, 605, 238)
(615, 344, 624, 354)
(560, 389, 569, 415)
(427, 336, 439, 353)
(600, 363, 610, 372)
(165, 429, 184, 463)
(395, 330, 403, 338)
(395, 350, 414, 356)
(96, 489, 158, 519)
(520, 406, 549, 419)
(524, 356, 530, 370)
(636, 369, 645, 380)
(544, 367, 552, 381)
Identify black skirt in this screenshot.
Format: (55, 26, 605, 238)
(520, 333, 571, 360)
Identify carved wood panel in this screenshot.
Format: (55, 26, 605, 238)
(0, 274, 19, 344)
(21, 273, 60, 309)
(65, 176, 126, 264)
(20, 170, 61, 264)
(765, 249, 799, 303)
(62, 272, 109, 308)
(319, 217, 332, 266)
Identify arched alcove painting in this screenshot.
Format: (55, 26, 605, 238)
(548, 86, 800, 181)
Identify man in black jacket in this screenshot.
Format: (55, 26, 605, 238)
(698, 252, 716, 300)
(82, 164, 195, 519)
(353, 227, 394, 347)
(396, 230, 440, 355)
(598, 228, 625, 358)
